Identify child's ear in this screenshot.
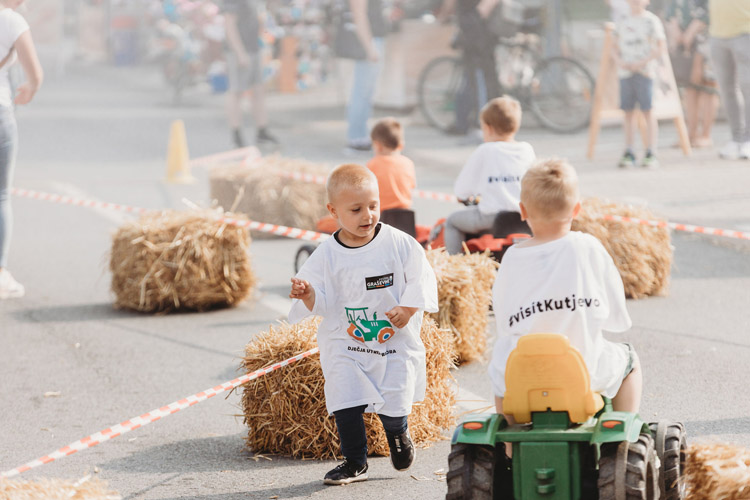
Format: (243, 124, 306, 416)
(571, 201, 581, 219)
(519, 202, 528, 221)
(327, 202, 338, 219)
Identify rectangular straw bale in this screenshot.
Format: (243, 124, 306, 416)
(572, 197, 672, 299)
(110, 209, 254, 313)
(0, 476, 121, 500)
(684, 443, 750, 500)
(240, 315, 455, 459)
(209, 155, 329, 239)
(426, 248, 499, 364)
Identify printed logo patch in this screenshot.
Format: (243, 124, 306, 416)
(365, 273, 394, 290)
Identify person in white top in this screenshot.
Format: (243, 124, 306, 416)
(289, 163, 438, 486)
(488, 159, 642, 452)
(0, 0, 43, 299)
(444, 96, 536, 254)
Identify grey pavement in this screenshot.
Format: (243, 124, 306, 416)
(2, 62, 750, 499)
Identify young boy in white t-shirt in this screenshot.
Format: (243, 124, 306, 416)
(444, 96, 536, 254)
(489, 159, 642, 439)
(289, 163, 438, 486)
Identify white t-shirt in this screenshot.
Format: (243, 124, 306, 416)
(454, 141, 536, 215)
(289, 223, 439, 416)
(488, 231, 632, 399)
(0, 8, 29, 108)
(615, 10, 666, 79)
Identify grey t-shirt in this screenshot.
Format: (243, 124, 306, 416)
(224, 0, 260, 53)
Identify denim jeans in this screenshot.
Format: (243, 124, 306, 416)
(333, 404, 408, 467)
(0, 106, 18, 269)
(346, 38, 384, 143)
(711, 34, 750, 142)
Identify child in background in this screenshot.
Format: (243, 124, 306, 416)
(367, 118, 417, 213)
(444, 96, 536, 254)
(489, 159, 642, 441)
(289, 164, 438, 485)
(613, 0, 667, 168)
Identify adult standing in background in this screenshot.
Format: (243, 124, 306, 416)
(0, 0, 43, 299)
(345, 0, 387, 152)
(709, 0, 750, 159)
(224, 0, 278, 148)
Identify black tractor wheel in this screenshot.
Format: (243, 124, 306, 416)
(649, 421, 687, 499)
(446, 443, 512, 500)
(294, 244, 317, 274)
(598, 433, 659, 500)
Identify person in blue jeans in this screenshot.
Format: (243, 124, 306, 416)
(0, 0, 43, 299)
(346, 0, 387, 152)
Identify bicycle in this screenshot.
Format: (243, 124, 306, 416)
(417, 33, 595, 134)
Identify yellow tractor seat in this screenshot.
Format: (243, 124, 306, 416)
(503, 333, 604, 424)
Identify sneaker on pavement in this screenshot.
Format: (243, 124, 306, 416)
(323, 460, 368, 485)
(618, 150, 636, 168)
(232, 129, 246, 149)
(641, 152, 660, 169)
(740, 141, 750, 159)
(345, 139, 372, 152)
(256, 127, 279, 144)
(0, 269, 25, 299)
(386, 430, 415, 471)
(718, 141, 742, 160)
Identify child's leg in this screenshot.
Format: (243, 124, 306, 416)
(612, 349, 642, 413)
(333, 405, 369, 466)
(444, 207, 495, 255)
(623, 110, 636, 152)
(494, 396, 515, 457)
(643, 109, 658, 154)
(378, 414, 414, 471)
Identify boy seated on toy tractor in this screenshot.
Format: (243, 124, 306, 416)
(446, 333, 687, 500)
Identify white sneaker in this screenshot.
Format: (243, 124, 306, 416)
(0, 269, 25, 299)
(740, 141, 750, 160)
(718, 141, 742, 160)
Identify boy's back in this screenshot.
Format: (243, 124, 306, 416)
(489, 231, 631, 399)
(367, 154, 416, 211)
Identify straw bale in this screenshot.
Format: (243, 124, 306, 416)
(240, 315, 455, 459)
(209, 155, 329, 238)
(684, 442, 750, 500)
(0, 476, 120, 500)
(110, 209, 255, 313)
(426, 248, 499, 364)
(572, 197, 672, 299)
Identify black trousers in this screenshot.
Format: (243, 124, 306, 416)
(333, 404, 408, 467)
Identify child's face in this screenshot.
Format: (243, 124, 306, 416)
(327, 181, 381, 246)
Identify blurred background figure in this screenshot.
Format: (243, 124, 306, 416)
(223, 0, 277, 148)
(665, 0, 718, 148)
(0, 0, 43, 299)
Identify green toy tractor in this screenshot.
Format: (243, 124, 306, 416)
(446, 334, 687, 500)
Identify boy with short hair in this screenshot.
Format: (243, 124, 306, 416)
(289, 164, 438, 485)
(445, 96, 536, 254)
(367, 118, 417, 212)
(489, 159, 642, 432)
(613, 0, 667, 168)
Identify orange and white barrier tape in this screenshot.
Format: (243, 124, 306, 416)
(11, 188, 330, 243)
(602, 214, 750, 241)
(1, 348, 320, 478)
(188, 146, 261, 168)
(9, 188, 149, 215)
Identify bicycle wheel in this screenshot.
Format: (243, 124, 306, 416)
(528, 56, 595, 133)
(417, 55, 464, 132)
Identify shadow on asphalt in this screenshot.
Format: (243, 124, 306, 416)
(685, 417, 750, 436)
(11, 302, 130, 323)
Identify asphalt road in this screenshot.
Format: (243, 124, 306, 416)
(2, 62, 750, 499)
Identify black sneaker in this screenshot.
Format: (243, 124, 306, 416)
(257, 127, 279, 144)
(232, 129, 246, 149)
(618, 150, 636, 168)
(323, 460, 369, 485)
(386, 430, 415, 471)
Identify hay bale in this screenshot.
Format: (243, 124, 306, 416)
(209, 155, 329, 238)
(426, 248, 499, 364)
(240, 315, 455, 459)
(110, 209, 255, 313)
(0, 476, 120, 500)
(685, 443, 750, 500)
(572, 198, 673, 299)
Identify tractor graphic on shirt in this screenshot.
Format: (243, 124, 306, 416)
(345, 307, 396, 344)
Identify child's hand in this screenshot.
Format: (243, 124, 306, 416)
(289, 278, 312, 300)
(385, 306, 418, 329)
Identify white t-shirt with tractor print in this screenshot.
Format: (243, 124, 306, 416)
(290, 223, 439, 416)
(489, 231, 632, 399)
